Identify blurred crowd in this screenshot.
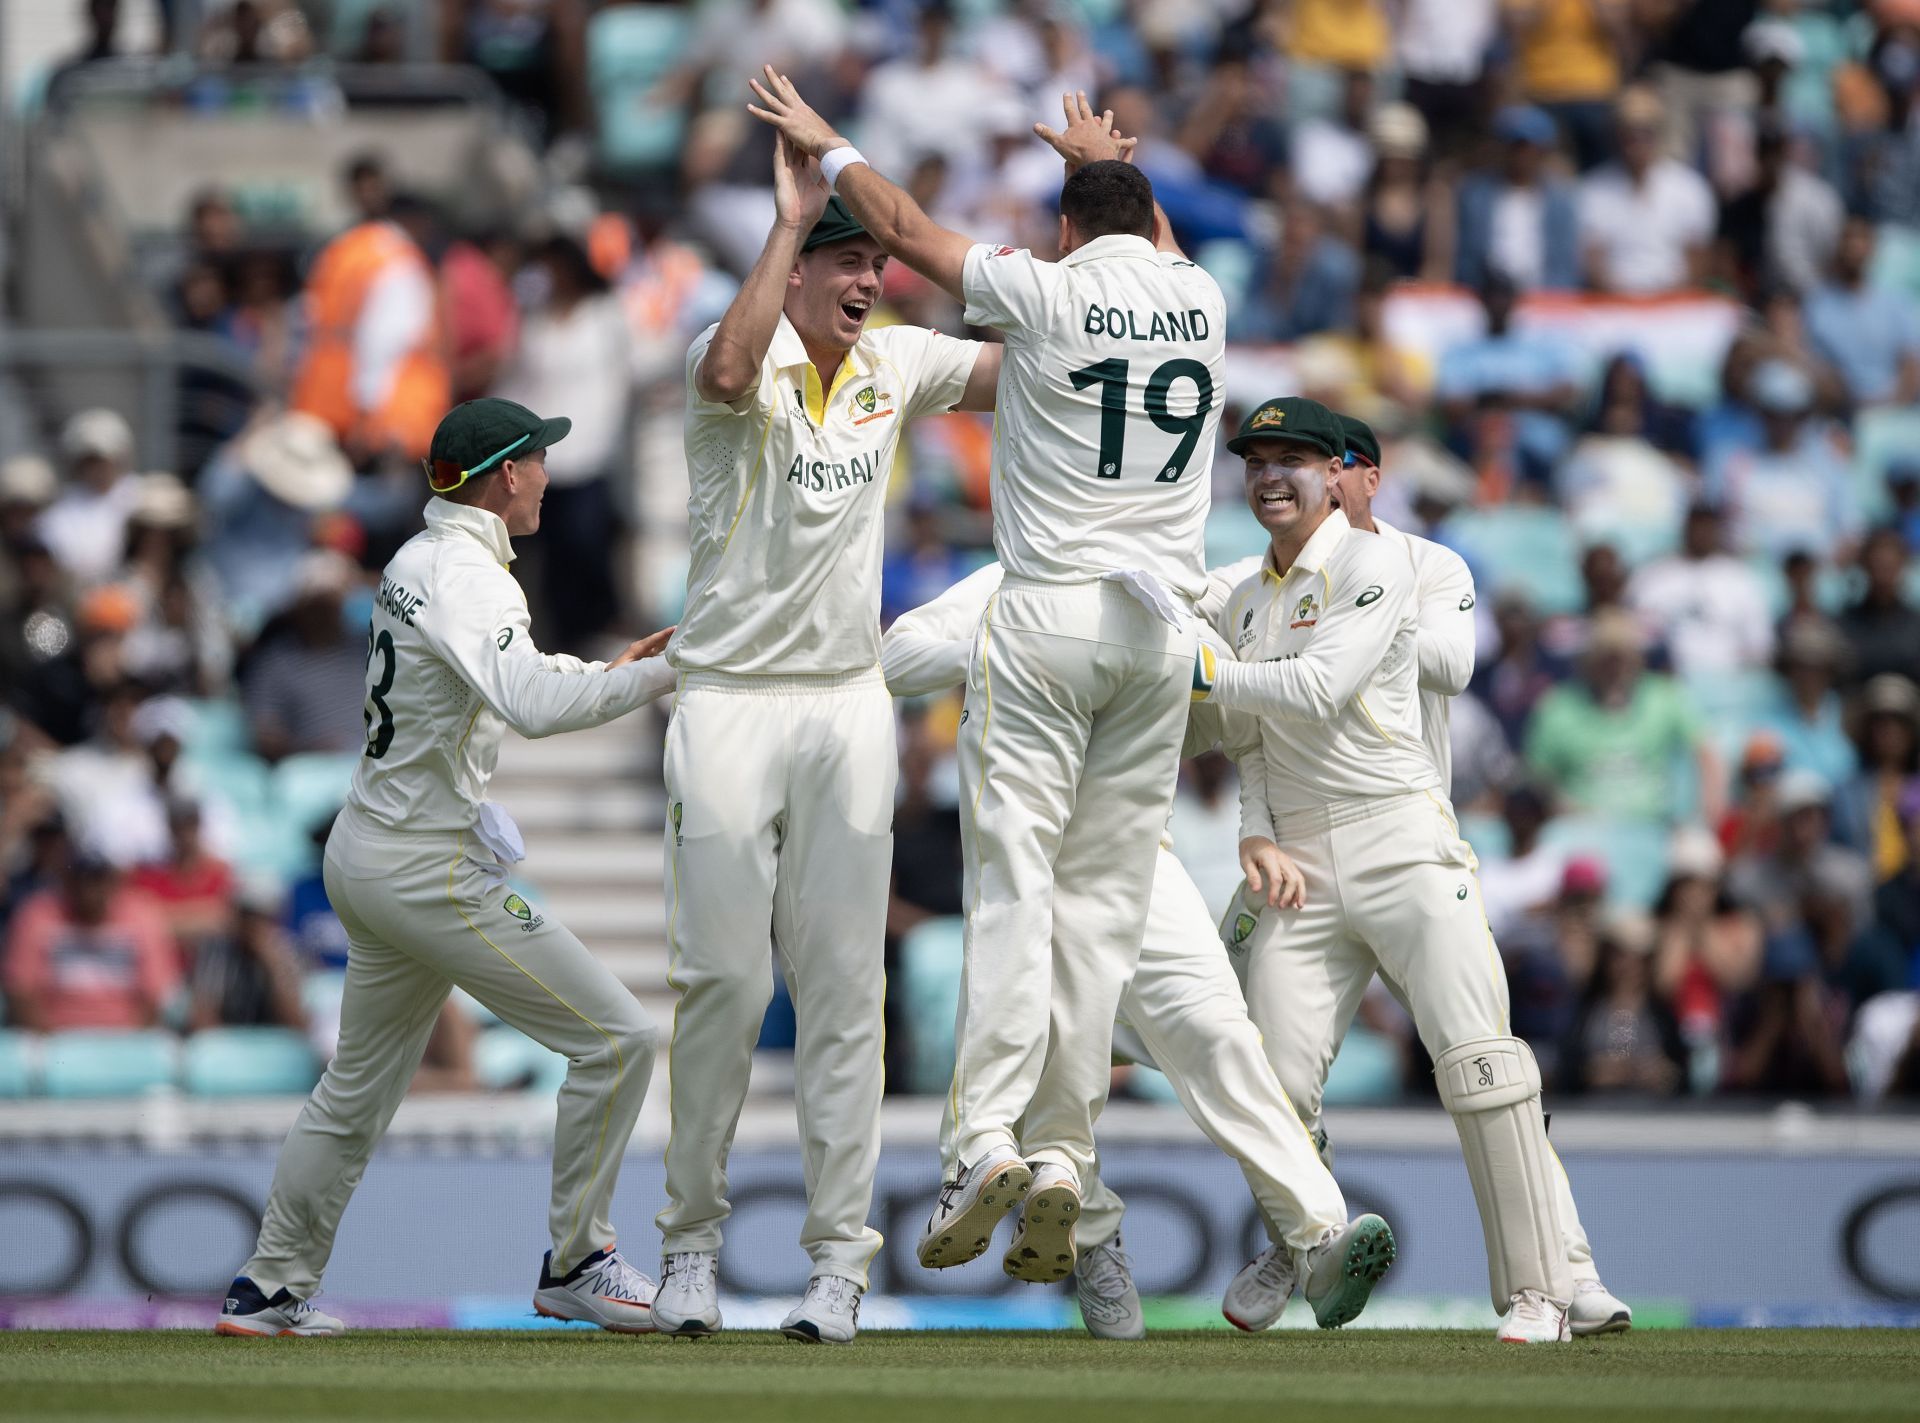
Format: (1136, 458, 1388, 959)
(5, 0, 1920, 1104)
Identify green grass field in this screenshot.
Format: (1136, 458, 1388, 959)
(3, 1330, 1918, 1423)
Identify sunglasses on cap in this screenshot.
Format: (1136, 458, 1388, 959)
(423, 432, 534, 493)
(1343, 450, 1377, 469)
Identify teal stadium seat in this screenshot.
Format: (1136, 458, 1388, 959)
(898, 916, 965, 1096)
(183, 1027, 320, 1097)
(587, 4, 694, 172)
(1852, 407, 1920, 525)
(181, 698, 250, 760)
(474, 1024, 568, 1095)
(1538, 816, 1672, 910)
(1322, 1026, 1402, 1106)
(1443, 507, 1584, 616)
(1685, 667, 1780, 758)
(0, 1030, 35, 1097)
(1206, 501, 1272, 567)
(1194, 239, 1257, 313)
(1870, 222, 1920, 304)
(41, 1030, 179, 1097)
(273, 751, 358, 837)
(1456, 812, 1511, 862)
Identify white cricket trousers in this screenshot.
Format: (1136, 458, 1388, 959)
(1081, 847, 1347, 1254)
(944, 577, 1192, 1186)
(658, 668, 894, 1284)
(245, 808, 658, 1297)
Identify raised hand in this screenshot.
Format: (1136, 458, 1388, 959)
(773, 133, 831, 233)
(1032, 90, 1137, 173)
(747, 65, 845, 162)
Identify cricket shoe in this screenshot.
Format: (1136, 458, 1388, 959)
(532, 1245, 657, 1333)
(1300, 1213, 1395, 1329)
(1074, 1235, 1144, 1340)
(1497, 1288, 1572, 1343)
(653, 1250, 722, 1337)
(916, 1153, 1032, 1269)
(781, 1275, 862, 1344)
(1568, 1278, 1632, 1336)
(214, 1277, 345, 1337)
(1222, 1243, 1297, 1332)
(1003, 1163, 1081, 1283)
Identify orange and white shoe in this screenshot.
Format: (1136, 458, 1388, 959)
(1496, 1288, 1572, 1343)
(533, 1245, 658, 1334)
(215, 1277, 346, 1336)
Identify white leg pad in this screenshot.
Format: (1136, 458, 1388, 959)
(1433, 1036, 1574, 1311)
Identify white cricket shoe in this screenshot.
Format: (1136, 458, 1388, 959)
(532, 1246, 657, 1334)
(1497, 1288, 1572, 1343)
(781, 1275, 862, 1344)
(1222, 1243, 1297, 1332)
(653, 1250, 722, 1337)
(1003, 1163, 1081, 1283)
(916, 1153, 1032, 1269)
(214, 1277, 345, 1337)
(1074, 1235, 1144, 1340)
(1569, 1278, 1633, 1336)
(1300, 1213, 1396, 1329)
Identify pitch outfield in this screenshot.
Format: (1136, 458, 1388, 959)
(2, 1330, 1916, 1422)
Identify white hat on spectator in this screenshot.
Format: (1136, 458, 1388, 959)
(132, 472, 196, 529)
(60, 408, 135, 466)
(130, 694, 195, 748)
(1667, 825, 1724, 881)
(1602, 908, 1657, 956)
(1750, 359, 1814, 415)
(236, 869, 287, 917)
(0, 453, 56, 506)
(238, 410, 353, 512)
(1370, 103, 1429, 160)
(1776, 768, 1832, 816)
(1743, 19, 1805, 68)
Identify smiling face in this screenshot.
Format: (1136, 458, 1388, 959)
(788, 236, 887, 351)
(1328, 453, 1380, 528)
(1242, 438, 1338, 540)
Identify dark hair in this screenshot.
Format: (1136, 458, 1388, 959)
(537, 234, 610, 297)
(344, 151, 387, 186)
(1060, 160, 1155, 242)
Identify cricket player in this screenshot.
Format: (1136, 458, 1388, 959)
(655, 134, 1000, 1343)
(1207, 412, 1632, 1338)
(217, 398, 676, 1338)
(749, 80, 1220, 1284)
(1191, 396, 1576, 1342)
(881, 562, 1394, 1338)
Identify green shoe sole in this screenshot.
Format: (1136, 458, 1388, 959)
(1310, 1214, 1396, 1330)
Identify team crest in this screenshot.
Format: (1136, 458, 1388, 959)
(504, 893, 532, 922)
(854, 385, 877, 414)
(1231, 912, 1257, 948)
(1291, 594, 1318, 629)
(1249, 405, 1286, 430)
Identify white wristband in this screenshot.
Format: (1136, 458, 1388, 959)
(820, 146, 867, 191)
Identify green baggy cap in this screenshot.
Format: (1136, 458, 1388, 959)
(1337, 413, 1381, 468)
(801, 196, 870, 253)
(425, 398, 571, 493)
(1225, 396, 1346, 459)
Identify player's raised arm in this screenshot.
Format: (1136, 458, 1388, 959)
(747, 66, 976, 302)
(1033, 90, 1185, 259)
(694, 133, 830, 405)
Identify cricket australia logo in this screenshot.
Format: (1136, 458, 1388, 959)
(1249, 405, 1286, 430)
(854, 384, 877, 414)
(503, 892, 545, 933)
(1474, 1056, 1495, 1088)
(1229, 911, 1257, 955)
(1290, 593, 1319, 629)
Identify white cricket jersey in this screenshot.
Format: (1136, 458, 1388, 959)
(1376, 520, 1477, 796)
(347, 498, 675, 834)
(1208, 511, 1440, 834)
(961, 235, 1224, 602)
(670, 313, 980, 676)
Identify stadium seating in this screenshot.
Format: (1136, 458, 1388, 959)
(1443, 507, 1584, 616)
(40, 1030, 179, 1098)
(182, 1027, 320, 1097)
(474, 1024, 568, 1096)
(897, 916, 964, 1095)
(0, 1031, 34, 1097)
(586, 3, 694, 173)
(1537, 816, 1672, 910)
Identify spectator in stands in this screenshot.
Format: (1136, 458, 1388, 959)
(1556, 401, 1689, 552)
(1656, 824, 1764, 1093)
(2, 847, 180, 1031)
(1855, 779, 1920, 989)
(284, 817, 348, 970)
(0, 728, 59, 931)
(1234, 199, 1360, 342)
(1803, 215, 1920, 410)
(1, 454, 56, 553)
(1173, 55, 1289, 202)
(1559, 910, 1687, 1096)
(1, 536, 91, 747)
(1761, 622, 1859, 788)
(1832, 675, 1920, 879)
(46, 0, 130, 96)
(1475, 591, 1571, 747)
(1579, 87, 1716, 294)
(881, 499, 968, 628)
(1290, 65, 1377, 211)
(1360, 104, 1454, 283)
(289, 153, 450, 467)
(47, 679, 171, 867)
(1503, 854, 1607, 1082)
(37, 409, 139, 588)
(1504, 0, 1632, 170)
(1396, 0, 1498, 161)
(441, 225, 521, 404)
(1838, 528, 1920, 688)
(1628, 502, 1775, 678)
(885, 704, 963, 1086)
(1643, 0, 1763, 181)
(239, 551, 367, 762)
(1454, 104, 1582, 292)
(1478, 783, 1568, 938)
(1704, 358, 1858, 560)
(117, 474, 228, 697)
(1436, 271, 1583, 491)
(1525, 608, 1722, 824)
(131, 798, 235, 965)
(189, 877, 307, 1031)
(438, 0, 588, 148)
(1582, 351, 1693, 455)
(498, 234, 633, 652)
(859, 2, 1012, 182)
(1715, 123, 1843, 300)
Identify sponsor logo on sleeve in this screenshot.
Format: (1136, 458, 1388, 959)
(496, 628, 514, 650)
(1458, 593, 1475, 611)
(1356, 586, 1384, 607)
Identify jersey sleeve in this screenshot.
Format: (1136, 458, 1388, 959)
(422, 549, 672, 739)
(876, 326, 985, 422)
(1237, 739, 1277, 843)
(881, 563, 1004, 697)
(1415, 543, 1477, 697)
(685, 323, 771, 419)
(962, 244, 1056, 338)
(1209, 541, 1414, 722)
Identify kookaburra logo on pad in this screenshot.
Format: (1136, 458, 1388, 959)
(1474, 1057, 1495, 1088)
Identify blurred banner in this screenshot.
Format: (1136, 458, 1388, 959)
(3, 1108, 1917, 1330)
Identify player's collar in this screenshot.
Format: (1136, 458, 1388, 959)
(1059, 233, 1158, 267)
(426, 495, 516, 566)
(1264, 508, 1350, 581)
(768, 312, 811, 370)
